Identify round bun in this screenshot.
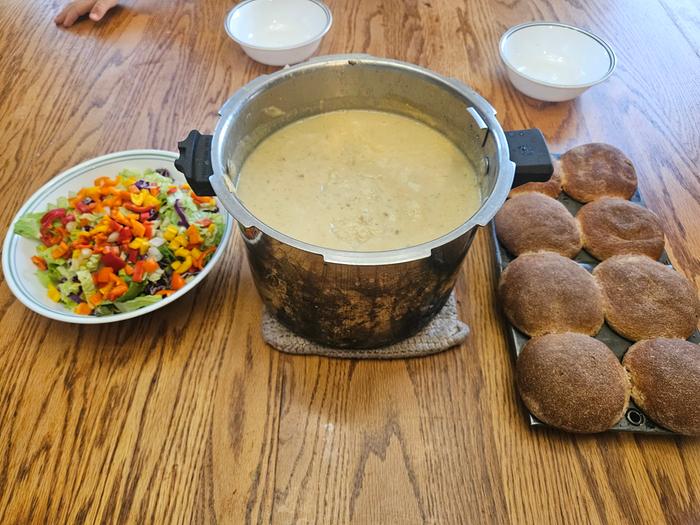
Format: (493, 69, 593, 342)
(499, 252, 604, 336)
(509, 169, 562, 199)
(577, 198, 665, 260)
(495, 192, 581, 258)
(560, 143, 637, 202)
(623, 338, 700, 435)
(517, 333, 630, 433)
(593, 255, 700, 341)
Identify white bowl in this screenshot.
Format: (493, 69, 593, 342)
(1, 150, 233, 324)
(499, 22, 616, 102)
(225, 0, 332, 66)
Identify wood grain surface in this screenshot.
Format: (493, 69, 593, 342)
(1, 0, 699, 523)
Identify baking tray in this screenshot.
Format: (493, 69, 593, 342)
(492, 186, 700, 434)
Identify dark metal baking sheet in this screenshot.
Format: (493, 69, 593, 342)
(492, 186, 700, 434)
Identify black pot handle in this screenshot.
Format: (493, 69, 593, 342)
(174, 130, 216, 196)
(504, 128, 553, 187)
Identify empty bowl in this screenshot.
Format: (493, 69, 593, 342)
(499, 22, 616, 102)
(225, 0, 332, 66)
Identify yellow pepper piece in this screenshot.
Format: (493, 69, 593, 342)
(169, 235, 187, 250)
(190, 247, 202, 260)
(163, 225, 179, 241)
(85, 187, 101, 201)
(174, 247, 190, 258)
(88, 224, 109, 236)
(47, 284, 61, 302)
(128, 237, 150, 254)
(171, 261, 181, 271)
(130, 191, 145, 206)
(143, 194, 160, 208)
(175, 257, 192, 274)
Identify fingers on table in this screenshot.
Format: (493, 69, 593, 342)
(54, 0, 117, 27)
(89, 0, 118, 21)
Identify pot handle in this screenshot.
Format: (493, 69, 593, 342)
(504, 128, 553, 187)
(174, 130, 216, 196)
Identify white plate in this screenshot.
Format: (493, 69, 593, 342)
(2, 150, 233, 324)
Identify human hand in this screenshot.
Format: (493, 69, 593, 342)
(54, 0, 119, 27)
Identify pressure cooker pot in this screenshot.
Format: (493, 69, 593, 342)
(175, 54, 549, 348)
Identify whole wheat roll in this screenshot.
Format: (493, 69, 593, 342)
(560, 143, 637, 202)
(593, 255, 700, 341)
(517, 332, 630, 433)
(499, 252, 604, 337)
(495, 192, 581, 258)
(623, 338, 700, 436)
(577, 198, 665, 260)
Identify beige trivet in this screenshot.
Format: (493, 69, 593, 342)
(262, 293, 469, 359)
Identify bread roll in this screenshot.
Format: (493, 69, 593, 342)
(499, 252, 604, 336)
(517, 333, 630, 433)
(560, 143, 637, 202)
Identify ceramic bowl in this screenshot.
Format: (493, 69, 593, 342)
(225, 0, 332, 66)
(499, 22, 616, 102)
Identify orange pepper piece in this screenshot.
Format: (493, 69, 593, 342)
(51, 241, 70, 259)
(171, 272, 185, 290)
(107, 285, 128, 301)
(143, 258, 159, 273)
(95, 266, 114, 284)
(74, 303, 93, 315)
(31, 256, 48, 271)
(186, 225, 203, 245)
(99, 282, 115, 296)
(130, 220, 146, 238)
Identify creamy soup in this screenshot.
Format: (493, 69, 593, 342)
(236, 110, 481, 251)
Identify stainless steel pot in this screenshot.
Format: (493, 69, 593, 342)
(175, 54, 549, 348)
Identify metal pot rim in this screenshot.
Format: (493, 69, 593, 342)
(210, 54, 515, 265)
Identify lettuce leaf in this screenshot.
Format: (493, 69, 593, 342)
(76, 270, 96, 298)
(114, 295, 162, 313)
(13, 212, 44, 240)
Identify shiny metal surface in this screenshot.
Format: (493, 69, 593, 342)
(208, 54, 515, 347)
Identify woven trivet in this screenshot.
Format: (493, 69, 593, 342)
(261, 292, 469, 359)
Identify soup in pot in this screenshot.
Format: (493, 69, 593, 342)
(236, 110, 481, 251)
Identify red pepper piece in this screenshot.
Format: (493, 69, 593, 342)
(41, 208, 66, 226)
(118, 227, 133, 243)
(75, 200, 95, 213)
(101, 252, 126, 271)
(132, 261, 145, 283)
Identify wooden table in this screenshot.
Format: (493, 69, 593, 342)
(1, 0, 699, 523)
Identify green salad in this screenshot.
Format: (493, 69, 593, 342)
(14, 168, 224, 315)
